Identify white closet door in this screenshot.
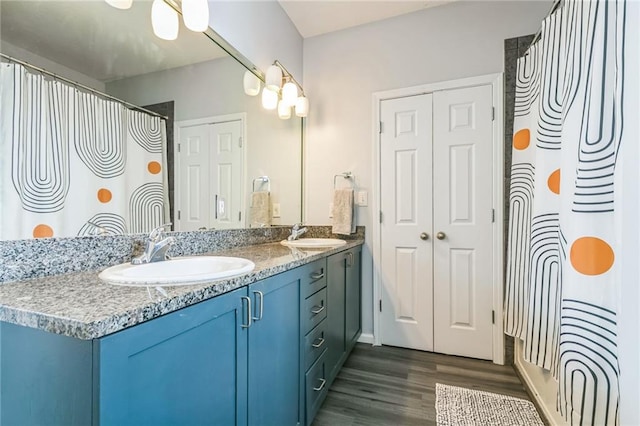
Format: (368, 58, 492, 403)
(432, 85, 494, 360)
(210, 120, 243, 230)
(380, 94, 434, 351)
(177, 124, 211, 231)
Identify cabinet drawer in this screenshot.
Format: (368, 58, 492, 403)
(304, 319, 327, 371)
(301, 259, 327, 299)
(303, 288, 327, 334)
(305, 351, 328, 426)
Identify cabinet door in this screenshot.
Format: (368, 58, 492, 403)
(98, 287, 248, 426)
(248, 269, 302, 426)
(345, 247, 362, 351)
(326, 251, 346, 383)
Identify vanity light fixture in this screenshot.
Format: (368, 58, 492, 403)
(295, 96, 309, 118)
(182, 0, 209, 32)
(278, 100, 291, 119)
(265, 65, 283, 92)
(105, 0, 133, 10)
(282, 79, 298, 107)
(152, 0, 179, 41)
(243, 70, 261, 96)
(261, 87, 278, 110)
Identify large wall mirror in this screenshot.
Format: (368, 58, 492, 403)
(0, 0, 302, 241)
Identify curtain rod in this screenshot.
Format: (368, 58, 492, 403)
(0, 53, 168, 120)
(526, 0, 562, 52)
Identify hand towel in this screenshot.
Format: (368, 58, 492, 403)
(250, 191, 271, 227)
(332, 188, 355, 235)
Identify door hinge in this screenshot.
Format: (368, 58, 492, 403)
(177, 143, 181, 153)
(379, 121, 383, 134)
(379, 300, 382, 312)
(491, 208, 495, 223)
(492, 310, 495, 324)
(379, 211, 383, 223)
(491, 107, 495, 121)
(177, 210, 181, 220)
(239, 137, 243, 148)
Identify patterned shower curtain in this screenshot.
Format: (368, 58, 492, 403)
(505, 0, 627, 424)
(0, 63, 168, 239)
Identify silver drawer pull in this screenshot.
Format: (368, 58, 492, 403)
(313, 378, 327, 392)
(310, 271, 325, 279)
(312, 337, 325, 348)
(311, 305, 325, 315)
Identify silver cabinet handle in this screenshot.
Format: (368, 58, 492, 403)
(241, 296, 252, 328)
(345, 251, 353, 268)
(420, 232, 429, 240)
(214, 195, 218, 220)
(310, 270, 324, 279)
(311, 305, 325, 315)
(252, 290, 263, 321)
(436, 232, 446, 240)
(312, 337, 325, 348)
(313, 378, 327, 392)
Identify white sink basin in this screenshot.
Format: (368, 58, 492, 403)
(280, 238, 347, 249)
(99, 256, 255, 286)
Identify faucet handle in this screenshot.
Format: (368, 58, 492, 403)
(292, 222, 304, 231)
(149, 222, 172, 241)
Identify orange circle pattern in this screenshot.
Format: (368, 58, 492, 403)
(513, 129, 531, 150)
(570, 237, 615, 276)
(547, 169, 561, 194)
(148, 161, 162, 175)
(33, 224, 54, 238)
(97, 188, 113, 203)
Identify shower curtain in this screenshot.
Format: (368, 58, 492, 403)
(0, 63, 168, 239)
(505, 0, 628, 425)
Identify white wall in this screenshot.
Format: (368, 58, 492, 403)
(208, 0, 303, 80)
(106, 56, 302, 227)
(303, 0, 550, 340)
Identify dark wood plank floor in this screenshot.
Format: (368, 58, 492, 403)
(313, 343, 532, 426)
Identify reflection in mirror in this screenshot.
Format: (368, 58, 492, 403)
(0, 0, 302, 240)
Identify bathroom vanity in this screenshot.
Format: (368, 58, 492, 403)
(0, 238, 362, 426)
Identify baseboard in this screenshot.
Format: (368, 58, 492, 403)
(357, 333, 374, 344)
(513, 357, 555, 426)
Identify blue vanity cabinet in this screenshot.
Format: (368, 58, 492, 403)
(98, 286, 249, 426)
(247, 269, 302, 426)
(326, 246, 362, 385)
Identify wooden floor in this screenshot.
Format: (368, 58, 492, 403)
(313, 343, 532, 426)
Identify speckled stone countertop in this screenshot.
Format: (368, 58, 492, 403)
(0, 239, 363, 340)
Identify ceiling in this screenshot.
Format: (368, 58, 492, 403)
(0, 0, 227, 82)
(278, 0, 457, 38)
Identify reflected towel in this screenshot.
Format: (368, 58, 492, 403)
(250, 191, 271, 227)
(332, 188, 355, 235)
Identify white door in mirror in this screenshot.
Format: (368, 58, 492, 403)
(99, 256, 255, 286)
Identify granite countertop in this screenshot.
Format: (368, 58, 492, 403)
(0, 239, 363, 340)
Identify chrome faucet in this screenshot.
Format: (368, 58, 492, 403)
(288, 223, 308, 241)
(132, 223, 176, 264)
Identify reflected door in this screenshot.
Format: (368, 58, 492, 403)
(177, 119, 243, 231)
(379, 85, 494, 360)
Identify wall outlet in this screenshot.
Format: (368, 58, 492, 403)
(356, 191, 368, 206)
(329, 203, 334, 218)
(272, 203, 281, 218)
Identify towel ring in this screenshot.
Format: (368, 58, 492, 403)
(252, 176, 271, 192)
(333, 172, 354, 189)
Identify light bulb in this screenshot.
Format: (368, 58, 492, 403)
(262, 87, 278, 110)
(105, 0, 132, 9)
(282, 81, 298, 107)
(182, 0, 209, 32)
(265, 65, 283, 92)
(243, 70, 261, 96)
(295, 96, 309, 117)
(278, 100, 291, 119)
(152, 0, 179, 41)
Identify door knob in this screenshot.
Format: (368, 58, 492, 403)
(436, 232, 446, 240)
(420, 232, 429, 240)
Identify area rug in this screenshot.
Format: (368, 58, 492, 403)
(435, 383, 544, 426)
